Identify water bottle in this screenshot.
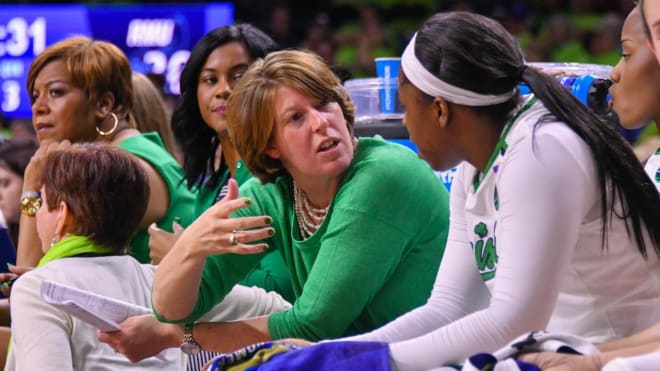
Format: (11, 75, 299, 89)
(518, 63, 641, 143)
(517, 63, 612, 115)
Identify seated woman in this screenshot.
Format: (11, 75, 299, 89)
(99, 49, 450, 361)
(322, 10, 659, 370)
(18, 36, 195, 266)
(5, 143, 183, 370)
(517, 5, 660, 370)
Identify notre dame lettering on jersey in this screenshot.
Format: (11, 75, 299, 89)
(472, 221, 498, 281)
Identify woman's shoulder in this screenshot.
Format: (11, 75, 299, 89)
(336, 137, 448, 210)
(117, 132, 180, 167)
(117, 131, 164, 150)
(508, 98, 591, 157)
(118, 132, 194, 197)
(15, 256, 153, 304)
(27, 256, 146, 282)
(353, 136, 431, 177)
(514, 99, 578, 138)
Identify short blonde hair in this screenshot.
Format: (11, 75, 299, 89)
(227, 50, 355, 183)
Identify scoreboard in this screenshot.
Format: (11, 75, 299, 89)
(0, 3, 234, 119)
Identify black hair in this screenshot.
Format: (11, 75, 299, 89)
(414, 11, 660, 257)
(0, 138, 38, 177)
(171, 24, 278, 188)
(0, 138, 39, 244)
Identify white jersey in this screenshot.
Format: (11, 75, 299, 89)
(346, 97, 660, 370)
(644, 149, 660, 193)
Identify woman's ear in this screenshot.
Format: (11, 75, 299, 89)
(94, 91, 116, 121)
(647, 38, 657, 55)
(432, 97, 450, 128)
(55, 201, 74, 238)
(264, 139, 280, 159)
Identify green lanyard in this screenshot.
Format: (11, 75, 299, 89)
(473, 96, 537, 192)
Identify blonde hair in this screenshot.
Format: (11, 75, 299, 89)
(131, 72, 179, 158)
(227, 50, 355, 183)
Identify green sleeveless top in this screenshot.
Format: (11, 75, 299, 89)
(194, 160, 294, 302)
(118, 132, 196, 263)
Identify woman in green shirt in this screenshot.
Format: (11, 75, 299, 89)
(100, 50, 450, 361)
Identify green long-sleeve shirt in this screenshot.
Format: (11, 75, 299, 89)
(155, 137, 450, 340)
(193, 160, 294, 302)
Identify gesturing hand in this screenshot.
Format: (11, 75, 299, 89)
(174, 179, 275, 259)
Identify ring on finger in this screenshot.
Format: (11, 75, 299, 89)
(229, 230, 238, 246)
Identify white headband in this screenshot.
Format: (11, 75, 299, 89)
(401, 33, 516, 106)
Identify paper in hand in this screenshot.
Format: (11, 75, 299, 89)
(40, 280, 151, 332)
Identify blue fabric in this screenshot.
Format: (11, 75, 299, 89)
(0, 226, 16, 271)
(209, 342, 295, 370)
(209, 341, 390, 371)
(0, 225, 16, 299)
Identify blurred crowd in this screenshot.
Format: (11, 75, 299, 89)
(232, 0, 633, 79)
(0, 1, 659, 370)
(0, 0, 644, 140)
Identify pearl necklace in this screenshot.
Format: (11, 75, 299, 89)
(293, 182, 329, 239)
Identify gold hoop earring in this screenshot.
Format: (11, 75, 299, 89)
(96, 112, 119, 136)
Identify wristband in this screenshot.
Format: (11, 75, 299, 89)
(20, 191, 42, 217)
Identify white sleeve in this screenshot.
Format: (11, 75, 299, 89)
(10, 272, 75, 371)
(388, 129, 598, 370)
(603, 348, 660, 371)
(344, 166, 489, 343)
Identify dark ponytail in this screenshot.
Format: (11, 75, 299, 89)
(520, 63, 659, 257)
(415, 11, 660, 257)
